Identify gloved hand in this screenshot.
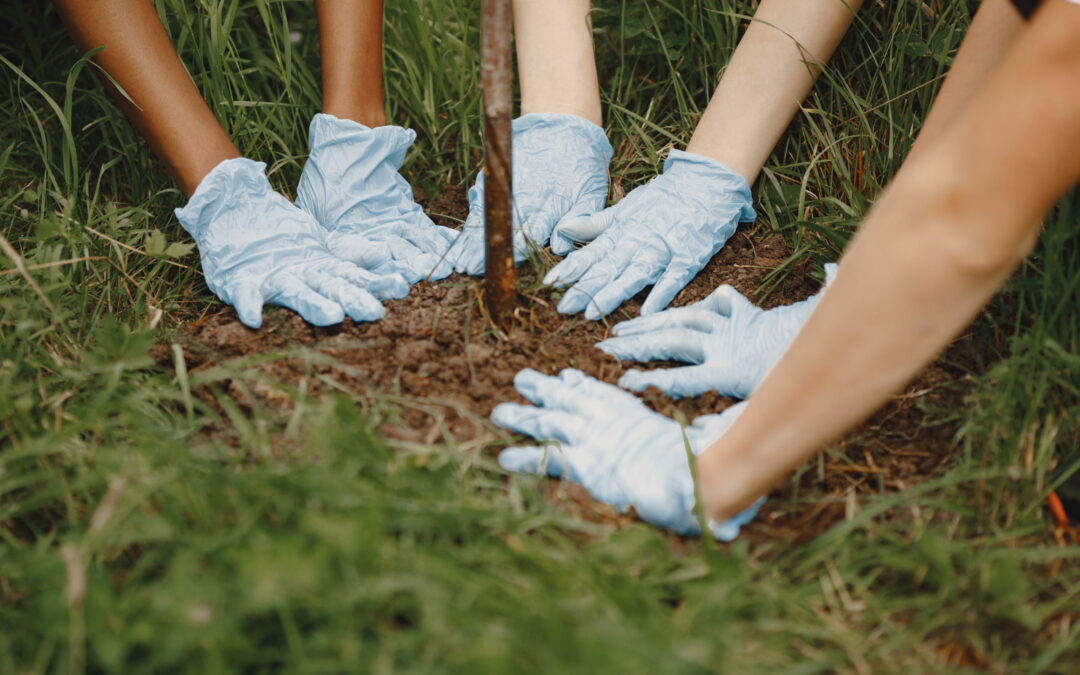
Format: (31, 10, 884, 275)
(598, 263, 839, 399)
(175, 157, 408, 329)
(296, 113, 458, 283)
(447, 113, 613, 275)
(493, 368, 762, 540)
(543, 149, 756, 320)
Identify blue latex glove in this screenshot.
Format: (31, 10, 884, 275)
(493, 368, 762, 540)
(447, 113, 613, 275)
(544, 149, 756, 320)
(598, 263, 839, 399)
(175, 158, 408, 329)
(296, 114, 458, 283)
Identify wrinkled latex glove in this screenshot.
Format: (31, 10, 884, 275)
(544, 149, 756, 320)
(598, 263, 839, 399)
(296, 113, 458, 283)
(447, 113, 613, 275)
(493, 368, 763, 540)
(175, 157, 408, 329)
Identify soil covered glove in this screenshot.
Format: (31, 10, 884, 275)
(447, 113, 613, 275)
(544, 149, 756, 320)
(296, 113, 458, 283)
(493, 368, 762, 540)
(598, 263, 839, 399)
(176, 158, 408, 330)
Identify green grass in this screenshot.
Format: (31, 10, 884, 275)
(1, 0, 1078, 671)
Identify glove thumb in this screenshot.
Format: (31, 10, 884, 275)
(699, 284, 755, 317)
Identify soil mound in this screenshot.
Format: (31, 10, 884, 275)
(161, 189, 966, 545)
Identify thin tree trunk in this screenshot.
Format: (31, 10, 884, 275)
(481, 0, 516, 327)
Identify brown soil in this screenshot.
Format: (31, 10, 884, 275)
(158, 186, 971, 548)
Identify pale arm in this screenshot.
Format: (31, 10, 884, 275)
(698, 0, 1080, 521)
(685, 0, 864, 183)
(512, 0, 602, 126)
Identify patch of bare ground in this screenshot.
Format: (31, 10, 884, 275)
(155, 188, 972, 548)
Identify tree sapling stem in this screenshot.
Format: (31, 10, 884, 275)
(481, 0, 516, 327)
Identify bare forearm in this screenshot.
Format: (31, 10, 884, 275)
(54, 0, 239, 196)
(698, 0, 1080, 520)
(513, 0, 601, 125)
(317, 0, 386, 126)
(686, 0, 863, 183)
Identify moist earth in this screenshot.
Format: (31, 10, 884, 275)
(157, 185, 968, 547)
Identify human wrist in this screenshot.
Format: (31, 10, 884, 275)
(519, 100, 601, 127)
(513, 0, 601, 126)
(663, 149, 744, 182)
(696, 433, 764, 523)
(684, 131, 758, 185)
(321, 97, 386, 128)
(307, 113, 414, 148)
(662, 150, 756, 219)
(175, 157, 267, 239)
(512, 113, 611, 157)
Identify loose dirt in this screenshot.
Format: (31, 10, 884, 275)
(159, 186, 970, 547)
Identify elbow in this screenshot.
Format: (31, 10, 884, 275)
(926, 184, 1041, 285)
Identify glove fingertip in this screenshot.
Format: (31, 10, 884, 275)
(385, 272, 412, 296)
(641, 269, 694, 315)
(543, 256, 580, 287)
(708, 519, 741, 542)
(490, 402, 524, 429)
(498, 447, 545, 474)
(549, 233, 572, 257)
(511, 368, 547, 400)
(556, 291, 587, 316)
(238, 309, 263, 330)
(639, 292, 673, 316)
(348, 306, 385, 324)
(583, 290, 624, 320)
(543, 266, 564, 286)
(616, 370, 647, 392)
(233, 284, 264, 330)
(389, 274, 410, 298)
(594, 339, 622, 360)
(344, 291, 386, 323)
(306, 303, 346, 327)
(708, 497, 764, 541)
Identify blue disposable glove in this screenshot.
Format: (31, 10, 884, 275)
(493, 368, 762, 540)
(296, 114, 458, 283)
(175, 158, 408, 329)
(447, 113, 613, 275)
(544, 149, 756, 320)
(598, 263, 838, 399)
